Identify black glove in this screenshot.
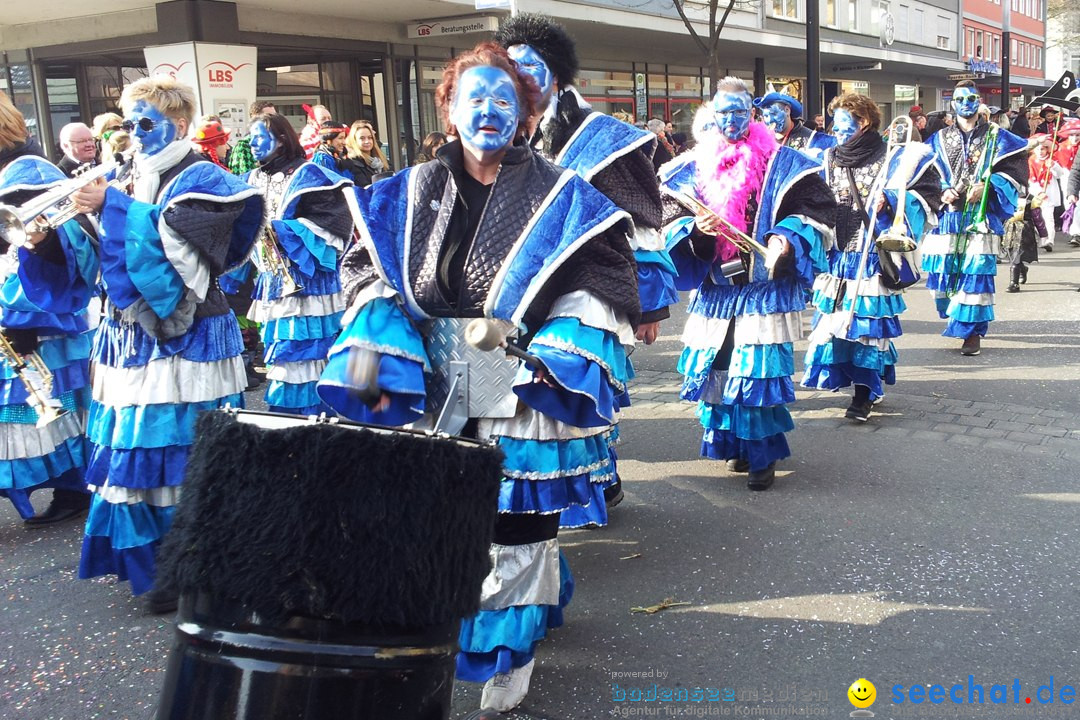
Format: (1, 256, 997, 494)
(6, 328, 39, 355)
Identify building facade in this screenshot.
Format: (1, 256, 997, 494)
(960, 0, 1050, 108)
(2, 0, 974, 165)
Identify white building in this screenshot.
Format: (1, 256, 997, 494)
(1, 0, 969, 164)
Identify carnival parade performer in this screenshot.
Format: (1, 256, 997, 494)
(802, 93, 940, 421)
(0, 92, 96, 526)
(495, 13, 677, 525)
(921, 80, 1028, 356)
(659, 77, 836, 490)
(65, 77, 264, 610)
(754, 91, 836, 158)
(240, 112, 351, 415)
(317, 43, 640, 712)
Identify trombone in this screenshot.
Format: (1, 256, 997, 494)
(875, 116, 919, 253)
(0, 144, 138, 248)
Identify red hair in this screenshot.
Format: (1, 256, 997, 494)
(434, 42, 541, 140)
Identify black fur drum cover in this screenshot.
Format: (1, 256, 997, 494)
(154, 411, 504, 720)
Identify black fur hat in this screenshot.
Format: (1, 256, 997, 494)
(494, 13, 579, 88)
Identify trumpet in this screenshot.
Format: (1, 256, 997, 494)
(259, 225, 303, 297)
(875, 116, 919, 253)
(0, 332, 66, 428)
(0, 145, 138, 248)
(666, 188, 771, 258)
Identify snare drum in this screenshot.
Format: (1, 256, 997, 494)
(155, 408, 502, 720)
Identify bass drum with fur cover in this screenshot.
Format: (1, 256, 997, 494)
(154, 409, 503, 720)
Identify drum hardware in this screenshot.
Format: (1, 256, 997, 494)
(464, 318, 548, 375)
(432, 361, 469, 437)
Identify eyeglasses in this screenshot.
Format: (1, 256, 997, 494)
(122, 117, 158, 133)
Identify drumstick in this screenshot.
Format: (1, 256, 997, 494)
(465, 319, 549, 375)
(346, 346, 383, 407)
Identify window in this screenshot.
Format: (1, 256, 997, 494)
(827, 0, 837, 26)
(848, 0, 859, 31)
(1037, 47, 1043, 69)
(1011, 0, 1018, 11)
(992, 34, 1001, 62)
(975, 29, 984, 57)
(1011, 37, 1018, 64)
(771, 0, 799, 20)
(965, 27, 974, 57)
(938, 16, 953, 51)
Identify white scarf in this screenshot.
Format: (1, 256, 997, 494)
(132, 139, 193, 203)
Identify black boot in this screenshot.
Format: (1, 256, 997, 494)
(845, 384, 873, 422)
(747, 463, 776, 491)
(24, 489, 91, 527)
(1019, 264, 1028, 284)
(1006, 265, 1020, 293)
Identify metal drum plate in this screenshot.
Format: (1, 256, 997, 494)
(424, 317, 520, 419)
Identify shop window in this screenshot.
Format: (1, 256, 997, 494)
(578, 69, 634, 119)
(266, 64, 320, 93)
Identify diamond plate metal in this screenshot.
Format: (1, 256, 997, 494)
(425, 317, 519, 419)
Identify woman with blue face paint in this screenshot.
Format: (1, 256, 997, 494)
(0, 91, 96, 527)
(66, 76, 264, 611)
(496, 13, 678, 526)
(236, 112, 352, 415)
(317, 42, 641, 713)
(802, 93, 942, 422)
(659, 76, 837, 490)
(921, 79, 1029, 356)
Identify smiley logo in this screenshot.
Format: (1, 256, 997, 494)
(848, 678, 876, 709)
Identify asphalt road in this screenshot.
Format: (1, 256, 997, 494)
(2, 240, 1080, 720)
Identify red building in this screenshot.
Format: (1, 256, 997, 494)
(961, 0, 1049, 107)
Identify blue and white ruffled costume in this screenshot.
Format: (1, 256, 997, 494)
(660, 142, 835, 472)
(317, 143, 639, 684)
(242, 162, 351, 415)
(921, 123, 1028, 339)
(803, 140, 939, 399)
(0, 156, 97, 519)
(72, 152, 263, 595)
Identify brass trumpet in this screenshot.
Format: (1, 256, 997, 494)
(0, 332, 66, 428)
(0, 145, 138, 248)
(666, 188, 771, 258)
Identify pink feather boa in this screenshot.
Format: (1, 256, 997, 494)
(694, 121, 778, 261)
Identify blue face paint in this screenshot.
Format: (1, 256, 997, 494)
(450, 65, 519, 154)
(762, 102, 791, 134)
(952, 88, 981, 119)
(507, 44, 554, 104)
(832, 108, 860, 145)
(711, 91, 752, 142)
(249, 121, 279, 162)
(128, 100, 177, 156)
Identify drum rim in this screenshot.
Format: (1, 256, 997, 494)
(217, 407, 493, 448)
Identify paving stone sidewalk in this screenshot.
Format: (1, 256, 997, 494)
(626, 367, 1080, 461)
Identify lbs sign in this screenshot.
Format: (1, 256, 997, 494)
(144, 43, 257, 138)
